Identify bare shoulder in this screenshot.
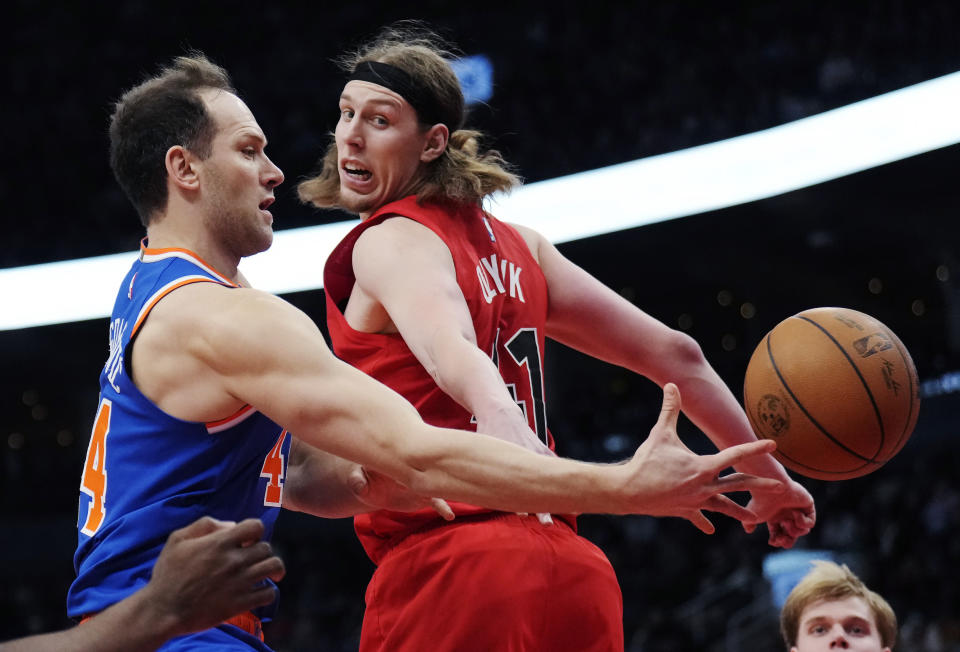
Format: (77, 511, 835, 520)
(353, 217, 453, 279)
(505, 221, 547, 264)
(354, 216, 448, 257)
(132, 282, 321, 421)
(144, 282, 306, 345)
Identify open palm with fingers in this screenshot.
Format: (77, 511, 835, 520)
(621, 383, 786, 533)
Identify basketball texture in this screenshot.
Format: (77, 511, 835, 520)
(743, 307, 920, 480)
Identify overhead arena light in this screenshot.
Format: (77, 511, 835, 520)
(2, 70, 959, 331)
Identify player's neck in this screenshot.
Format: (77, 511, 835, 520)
(146, 217, 240, 283)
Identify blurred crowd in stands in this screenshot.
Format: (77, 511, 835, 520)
(6, 0, 959, 267)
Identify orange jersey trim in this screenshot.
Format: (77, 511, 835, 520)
(139, 238, 238, 287)
(130, 276, 221, 339)
(222, 611, 264, 640)
(206, 404, 257, 434)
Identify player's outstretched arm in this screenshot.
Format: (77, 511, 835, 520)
(0, 518, 284, 652)
(516, 224, 815, 546)
(196, 288, 601, 512)
(200, 292, 782, 516)
(161, 283, 779, 517)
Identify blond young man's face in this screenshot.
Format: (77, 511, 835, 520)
(792, 596, 890, 652)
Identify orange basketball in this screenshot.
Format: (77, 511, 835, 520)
(743, 307, 920, 480)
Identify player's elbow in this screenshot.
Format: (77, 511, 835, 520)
(671, 329, 707, 364)
(653, 329, 709, 380)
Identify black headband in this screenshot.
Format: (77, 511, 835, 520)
(348, 60, 461, 129)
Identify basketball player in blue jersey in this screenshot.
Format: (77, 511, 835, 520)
(67, 53, 789, 650)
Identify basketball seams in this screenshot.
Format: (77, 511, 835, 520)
(796, 315, 886, 461)
(745, 307, 917, 481)
(766, 323, 876, 465)
(772, 448, 876, 479)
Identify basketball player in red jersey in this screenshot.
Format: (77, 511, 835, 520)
(299, 24, 817, 652)
(69, 52, 787, 652)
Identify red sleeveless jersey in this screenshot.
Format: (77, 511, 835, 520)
(324, 196, 555, 563)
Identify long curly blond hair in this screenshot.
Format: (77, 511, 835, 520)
(297, 23, 520, 211)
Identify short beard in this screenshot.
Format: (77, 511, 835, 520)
(205, 171, 273, 259)
(207, 204, 273, 259)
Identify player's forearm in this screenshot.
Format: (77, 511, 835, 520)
(0, 591, 175, 652)
(397, 423, 626, 514)
(550, 289, 789, 482)
(656, 364, 791, 481)
(282, 440, 371, 518)
(287, 363, 624, 515)
(426, 329, 519, 421)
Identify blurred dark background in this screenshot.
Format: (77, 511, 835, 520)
(3, 1, 960, 650)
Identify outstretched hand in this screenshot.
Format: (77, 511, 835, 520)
(624, 383, 786, 533)
(142, 517, 285, 636)
(349, 465, 455, 520)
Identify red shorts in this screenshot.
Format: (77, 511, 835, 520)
(359, 513, 623, 652)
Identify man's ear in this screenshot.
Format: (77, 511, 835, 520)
(165, 145, 200, 191)
(420, 123, 449, 163)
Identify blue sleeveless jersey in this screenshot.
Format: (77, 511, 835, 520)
(67, 242, 290, 632)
